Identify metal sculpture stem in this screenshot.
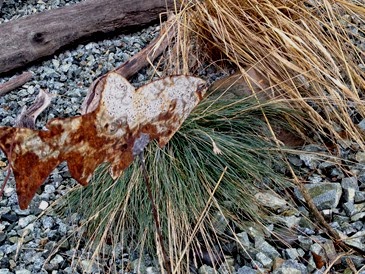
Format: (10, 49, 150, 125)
(138, 152, 171, 274)
(0, 131, 16, 201)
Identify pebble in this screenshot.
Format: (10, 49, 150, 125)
(285, 248, 302, 260)
(341, 177, 358, 190)
(272, 259, 307, 274)
(18, 216, 37, 229)
(15, 270, 31, 274)
(295, 182, 342, 210)
(255, 252, 273, 268)
(237, 266, 257, 274)
(0, 233, 6, 244)
(1, 213, 18, 223)
(256, 241, 280, 259)
(299, 154, 319, 169)
(38, 201, 49, 210)
(254, 192, 288, 212)
(355, 152, 365, 163)
(343, 230, 365, 251)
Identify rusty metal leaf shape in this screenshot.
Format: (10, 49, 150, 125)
(0, 73, 207, 209)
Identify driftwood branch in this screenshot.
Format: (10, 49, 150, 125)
(15, 89, 53, 129)
(0, 72, 33, 96)
(0, 0, 174, 74)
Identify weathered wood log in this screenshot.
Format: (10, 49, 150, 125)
(0, 0, 174, 74)
(0, 72, 33, 96)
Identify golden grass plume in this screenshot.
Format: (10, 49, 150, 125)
(170, 0, 365, 148)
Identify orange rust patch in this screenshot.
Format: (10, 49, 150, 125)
(0, 73, 207, 209)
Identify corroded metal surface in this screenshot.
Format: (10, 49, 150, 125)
(0, 73, 207, 209)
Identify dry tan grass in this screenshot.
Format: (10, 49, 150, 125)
(169, 0, 365, 149)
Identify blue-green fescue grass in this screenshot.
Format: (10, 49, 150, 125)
(55, 90, 304, 273)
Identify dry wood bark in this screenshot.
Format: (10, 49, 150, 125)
(0, 0, 174, 74)
(0, 72, 33, 96)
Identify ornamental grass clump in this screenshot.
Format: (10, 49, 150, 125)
(57, 92, 300, 272)
(173, 0, 365, 147)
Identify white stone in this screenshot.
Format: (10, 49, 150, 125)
(18, 215, 36, 228)
(254, 192, 288, 211)
(50, 254, 64, 265)
(3, 187, 14, 197)
(15, 270, 31, 274)
(38, 201, 49, 210)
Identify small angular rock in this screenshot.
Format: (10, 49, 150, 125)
(237, 266, 257, 274)
(272, 259, 307, 274)
(341, 177, 358, 190)
(18, 215, 36, 228)
(294, 182, 342, 210)
(343, 231, 365, 251)
(198, 265, 217, 274)
(15, 270, 31, 274)
(256, 252, 273, 268)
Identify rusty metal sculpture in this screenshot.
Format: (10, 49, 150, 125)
(0, 72, 207, 209)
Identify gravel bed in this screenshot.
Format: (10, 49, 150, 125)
(1, 1, 365, 274)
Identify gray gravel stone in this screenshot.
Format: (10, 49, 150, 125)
(255, 252, 273, 268)
(237, 231, 251, 247)
(199, 265, 218, 274)
(288, 155, 302, 167)
(50, 254, 64, 265)
(246, 225, 266, 244)
(343, 187, 356, 202)
(38, 201, 49, 210)
(341, 255, 365, 269)
(0, 232, 6, 244)
(254, 192, 289, 212)
(297, 236, 312, 250)
(218, 257, 235, 274)
(41, 216, 55, 229)
(343, 201, 356, 216)
(295, 182, 342, 210)
(237, 266, 257, 274)
(18, 215, 37, 228)
(341, 177, 358, 190)
(351, 212, 365, 221)
(356, 152, 365, 163)
(256, 241, 280, 259)
(343, 230, 365, 251)
(15, 270, 31, 274)
(355, 191, 365, 202)
(299, 154, 319, 169)
(308, 174, 322, 184)
(310, 242, 323, 255)
(285, 248, 303, 260)
(280, 215, 301, 228)
(272, 259, 307, 274)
